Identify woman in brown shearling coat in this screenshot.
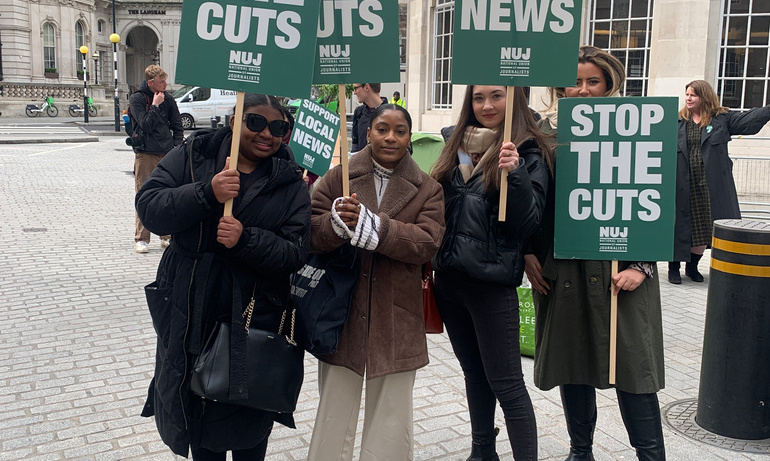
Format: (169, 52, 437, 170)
(307, 105, 445, 461)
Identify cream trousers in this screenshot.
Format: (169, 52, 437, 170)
(307, 362, 416, 461)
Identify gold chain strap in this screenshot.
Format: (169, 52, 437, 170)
(278, 309, 298, 346)
(242, 284, 257, 332)
(244, 283, 297, 346)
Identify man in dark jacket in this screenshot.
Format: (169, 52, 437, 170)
(350, 82, 385, 153)
(130, 64, 183, 253)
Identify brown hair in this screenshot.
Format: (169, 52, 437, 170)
(144, 65, 167, 81)
(678, 80, 728, 127)
(547, 45, 626, 105)
(431, 86, 553, 191)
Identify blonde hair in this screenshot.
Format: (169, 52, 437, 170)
(546, 45, 626, 106)
(678, 80, 728, 127)
(430, 86, 553, 191)
(144, 65, 167, 81)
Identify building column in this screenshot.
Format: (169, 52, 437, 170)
(405, 0, 430, 132)
(648, 0, 722, 103)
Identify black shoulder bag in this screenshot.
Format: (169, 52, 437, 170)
(189, 289, 304, 413)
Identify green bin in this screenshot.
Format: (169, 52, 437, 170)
(411, 132, 445, 174)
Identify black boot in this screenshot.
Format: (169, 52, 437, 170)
(561, 385, 597, 461)
(667, 262, 681, 284)
(617, 391, 666, 461)
(685, 253, 704, 282)
(466, 442, 500, 461)
(466, 427, 500, 461)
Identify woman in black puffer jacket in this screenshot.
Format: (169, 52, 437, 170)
(136, 94, 311, 460)
(431, 85, 551, 461)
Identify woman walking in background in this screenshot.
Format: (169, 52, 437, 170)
(668, 80, 770, 283)
(527, 46, 666, 461)
(431, 85, 550, 461)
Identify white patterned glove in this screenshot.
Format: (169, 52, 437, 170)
(351, 203, 380, 251)
(330, 198, 354, 240)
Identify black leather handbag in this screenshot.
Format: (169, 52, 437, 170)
(189, 307, 304, 413)
(290, 243, 359, 355)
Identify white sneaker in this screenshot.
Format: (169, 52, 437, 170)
(135, 241, 149, 253)
(160, 239, 171, 249)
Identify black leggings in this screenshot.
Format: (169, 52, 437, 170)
(191, 439, 268, 461)
(435, 270, 537, 461)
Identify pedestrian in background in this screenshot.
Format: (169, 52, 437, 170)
(528, 45, 666, 461)
(307, 104, 444, 461)
(668, 80, 770, 283)
(390, 91, 406, 107)
(431, 85, 551, 461)
(130, 64, 183, 253)
(350, 82, 385, 153)
(136, 93, 311, 460)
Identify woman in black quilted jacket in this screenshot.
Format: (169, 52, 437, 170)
(136, 93, 311, 460)
(430, 85, 551, 461)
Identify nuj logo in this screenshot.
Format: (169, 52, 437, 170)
(600, 227, 628, 238)
(319, 44, 350, 58)
(500, 47, 531, 60)
(229, 50, 262, 66)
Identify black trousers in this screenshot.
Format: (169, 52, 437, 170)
(435, 270, 537, 461)
(191, 433, 269, 461)
(561, 384, 666, 460)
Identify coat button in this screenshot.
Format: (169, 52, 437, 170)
(361, 315, 366, 320)
(563, 281, 571, 288)
(589, 276, 598, 285)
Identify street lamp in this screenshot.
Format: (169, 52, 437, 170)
(79, 45, 89, 123)
(110, 32, 120, 132)
(92, 51, 99, 85)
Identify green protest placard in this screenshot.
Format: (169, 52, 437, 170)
(176, 0, 320, 96)
(313, 0, 400, 84)
(289, 98, 340, 176)
(554, 97, 679, 261)
(452, 0, 582, 87)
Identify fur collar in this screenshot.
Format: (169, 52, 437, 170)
(348, 145, 424, 217)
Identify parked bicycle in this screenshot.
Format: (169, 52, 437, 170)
(68, 97, 97, 117)
(26, 96, 58, 117)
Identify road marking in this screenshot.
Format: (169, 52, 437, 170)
(29, 142, 92, 156)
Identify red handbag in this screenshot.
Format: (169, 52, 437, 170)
(422, 262, 443, 334)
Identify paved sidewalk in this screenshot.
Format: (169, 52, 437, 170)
(0, 138, 766, 460)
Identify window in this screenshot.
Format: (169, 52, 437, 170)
(191, 87, 212, 101)
(98, 20, 104, 34)
(43, 23, 56, 71)
(399, 5, 407, 70)
(75, 21, 86, 71)
(718, 0, 770, 110)
(432, 0, 454, 109)
(588, 0, 653, 96)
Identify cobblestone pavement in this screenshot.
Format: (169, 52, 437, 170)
(0, 138, 766, 460)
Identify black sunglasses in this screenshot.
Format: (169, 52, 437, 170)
(242, 113, 291, 137)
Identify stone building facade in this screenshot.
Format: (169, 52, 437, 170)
(0, 0, 181, 115)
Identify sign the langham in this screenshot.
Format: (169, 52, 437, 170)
(128, 10, 166, 15)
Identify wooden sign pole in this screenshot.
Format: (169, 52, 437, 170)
(498, 86, 515, 221)
(609, 259, 619, 384)
(223, 91, 245, 217)
(338, 84, 350, 197)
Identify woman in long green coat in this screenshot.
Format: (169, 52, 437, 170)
(526, 46, 665, 461)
